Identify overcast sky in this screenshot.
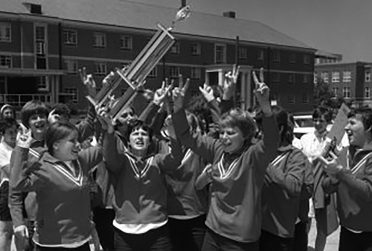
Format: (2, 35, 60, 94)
(129, 0, 372, 62)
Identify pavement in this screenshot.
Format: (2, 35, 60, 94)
(308, 219, 340, 251)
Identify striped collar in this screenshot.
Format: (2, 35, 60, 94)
(124, 152, 154, 180)
(43, 153, 83, 186)
(217, 154, 242, 180)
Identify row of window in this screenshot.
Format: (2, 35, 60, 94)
(317, 70, 372, 83)
(271, 72, 311, 84)
(287, 93, 310, 104)
(332, 87, 371, 98)
(65, 60, 202, 79)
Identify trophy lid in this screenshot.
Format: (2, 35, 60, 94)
(169, 5, 191, 31)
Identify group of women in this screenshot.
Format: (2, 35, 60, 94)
(2, 65, 372, 251)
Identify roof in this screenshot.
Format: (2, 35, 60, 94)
(0, 0, 314, 50)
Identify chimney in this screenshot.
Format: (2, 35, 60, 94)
(181, 0, 186, 7)
(223, 11, 236, 18)
(23, 2, 42, 14)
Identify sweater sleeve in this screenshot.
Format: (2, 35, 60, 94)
(251, 115, 280, 171)
(156, 137, 183, 173)
(138, 101, 161, 126)
(172, 108, 218, 164)
(79, 146, 103, 171)
(77, 105, 96, 143)
(9, 147, 43, 227)
(265, 149, 306, 197)
(335, 158, 372, 202)
(103, 132, 125, 174)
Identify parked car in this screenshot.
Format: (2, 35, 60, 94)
(293, 114, 314, 139)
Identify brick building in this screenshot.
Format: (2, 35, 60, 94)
(0, 0, 315, 113)
(315, 61, 372, 107)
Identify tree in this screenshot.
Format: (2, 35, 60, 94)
(313, 77, 333, 107)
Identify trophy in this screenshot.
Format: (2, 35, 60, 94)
(86, 5, 191, 122)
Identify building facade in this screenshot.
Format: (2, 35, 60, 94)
(0, 0, 315, 113)
(315, 62, 372, 107)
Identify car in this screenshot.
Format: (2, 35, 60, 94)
(293, 114, 314, 139)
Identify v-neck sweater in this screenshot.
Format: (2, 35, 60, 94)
(10, 146, 102, 247)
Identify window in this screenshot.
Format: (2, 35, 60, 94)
(332, 72, 340, 83)
(288, 95, 295, 104)
(303, 74, 309, 83)
(37, 76, 49, 91)
(35, 24, 47, 69)
(215, 44, 226, 64)
(289, 53, 296, 63)
(0, 23, 11, 42)
(169, 66, 180, 77)
(191, 43, 201, 55)
(63, 30, 77, 45)
(332, 87, 338, 97)
(288, 73, 295, 84)
(0, 55, 11, 68)
(321, 72, 329, 83)
(257, 50, 264, 60)
(273, 50, 280, 62)
(37, 76, 48, 91)
(191, 67, 201, 79)
(303, 55, 311, 64)
(93, 33, 106, 48)
(342, 71, 351, 82)
(170, 42, 180, 54)
(120, 35, 132, 50)
(365, 87, 370, 98)
(365, 71, 371, 82)
(314, 73, 318, 84)
(94, 62, 107, 75)
(65, 60, 78, 74)
(302, 93, 309, 103)
(343, 87, 351, 98)
(148, 66, 157, 78)
(238, 47, 248, 59)
(64, 87, 78, 103)
(272, 72, 280, 82)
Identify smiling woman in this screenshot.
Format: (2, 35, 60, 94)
(9, 120, 103, 250)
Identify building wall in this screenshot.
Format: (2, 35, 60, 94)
(0, 16, 315, 113)
(315, 62, 372, 106)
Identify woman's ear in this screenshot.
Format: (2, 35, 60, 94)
(53, 141, 60, 152)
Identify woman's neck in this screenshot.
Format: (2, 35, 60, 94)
(32, 132, 44, 142)
(130, 148, 147, 159)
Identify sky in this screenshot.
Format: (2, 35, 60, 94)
(129, 0, 372, 62)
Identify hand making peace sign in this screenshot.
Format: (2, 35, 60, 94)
(252, 68, 272, 116)
(172, 75, 190, 113)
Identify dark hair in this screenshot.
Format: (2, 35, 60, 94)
(348, 107, 372, 132)
(51, 103, 71, 120)
(45, 121, 78, 155)
(219, 108, 256, 142)
(313, 106, 332, 123)
(125, 119, 153, 143)
(21, 100, 49, 128)
(185, 111, 200, 133)
(0, 104, 16, 119)
(0, 118, 18, 134)
(272, 106, 293, 143)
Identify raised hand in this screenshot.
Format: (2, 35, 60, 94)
(17, 123, 32, 148)
(79, 67, 96, 97)
(222, 64, 240, 100)
(172, 75, 190, 113)
(199, 82, 215, 102)
(154, 79, 174, 106)
(252, 68, 271, 116)
(95, 105, 114, 133)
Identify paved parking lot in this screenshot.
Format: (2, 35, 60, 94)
(308, 219, 340, 251)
